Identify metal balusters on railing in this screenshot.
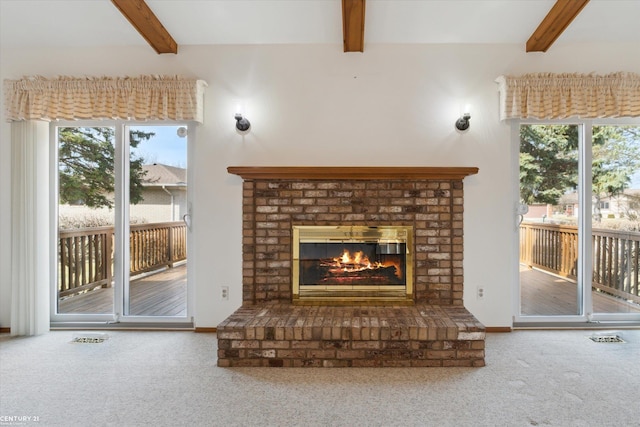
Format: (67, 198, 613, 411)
(58, 221, 186, 297)
(520, 222, 640, 304)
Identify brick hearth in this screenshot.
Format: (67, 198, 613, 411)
(217, 167, 485, 367)
(217, 302, 485, 367)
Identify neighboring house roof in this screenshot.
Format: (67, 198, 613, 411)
(141, 164, 187, 187)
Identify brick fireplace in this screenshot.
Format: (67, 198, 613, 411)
(217, 167, 486, 367)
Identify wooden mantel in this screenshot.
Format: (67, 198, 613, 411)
(227, 166, 479, 180)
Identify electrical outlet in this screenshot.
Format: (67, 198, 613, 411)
(477, 286, 485, 300)
(221, 286, 229, 300)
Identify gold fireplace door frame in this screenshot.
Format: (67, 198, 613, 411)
(292, 226, 414, 305)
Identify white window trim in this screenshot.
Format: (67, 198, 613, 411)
(512, 118, 640, 326)
(49, 120, 196, 327)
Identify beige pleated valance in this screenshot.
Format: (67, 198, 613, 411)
(4, 75, 207, 123)
(495, 72, 640, 120)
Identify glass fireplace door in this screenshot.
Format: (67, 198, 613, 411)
(293, 226, 413, 304)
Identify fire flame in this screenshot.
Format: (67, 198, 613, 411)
(333, 250, 383, 272)
(312, 247, 404, 283)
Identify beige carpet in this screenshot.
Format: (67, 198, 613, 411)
(1, 329, 639, 427)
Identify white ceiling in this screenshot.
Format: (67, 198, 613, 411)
(1, 0, 639, 50)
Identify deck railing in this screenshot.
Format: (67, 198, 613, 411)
(520, 222, 640, 304)
(58, 221, 186, 297)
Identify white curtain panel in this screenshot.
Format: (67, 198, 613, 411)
(496, 72, 640, 120)
(10, 120, 50, 336)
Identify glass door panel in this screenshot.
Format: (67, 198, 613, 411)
(519, 124, 582, 316)
(591, 125, 640, 315)
(125, 125, 188, 317)
(57, 126, 115, 315)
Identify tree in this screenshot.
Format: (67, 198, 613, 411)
(58, 127, 153, 208)
(520, 125, 640, 215)
(592, 126, 640, 221)
(519, 125, 579, 205)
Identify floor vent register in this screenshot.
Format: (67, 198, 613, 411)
(588, 334, 625, 343)
(71, 333, 109, 344)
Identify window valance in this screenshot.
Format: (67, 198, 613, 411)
(495, 72, 640, 121)
(4, 75, 207, 123)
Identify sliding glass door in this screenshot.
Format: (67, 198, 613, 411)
(55, 126, 116, 319)
(590, 125, 640, 317)
(52, 122, 191, 325)
(124, 125, 189, 318)
(517, 121, 640, 324)
(518, 124, 582, 316)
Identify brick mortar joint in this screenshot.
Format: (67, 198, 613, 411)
(240, 177, 466, 304)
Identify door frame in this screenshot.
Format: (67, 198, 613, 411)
(49, 120, 195, 327)
(512, 118, 640, 326)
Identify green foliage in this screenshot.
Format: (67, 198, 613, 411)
(58, 127, 153, 208)
(592, 126, 639, 196)
(519, 125, 578, 205)
(520, 125, 640, 206)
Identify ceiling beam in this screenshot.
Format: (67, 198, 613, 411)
(342, 0, 365, 52)
(526, 0, 590, 52)
(111, 0, 178, 54)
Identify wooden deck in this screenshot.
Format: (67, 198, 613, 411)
(58, 262, 639, 318)
(520, 265, 640, 316)
(58, 264, 187, 317)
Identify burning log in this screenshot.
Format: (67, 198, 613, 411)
(325, 264, 398, 278)
(315, 258, 401, 284)
(300, 247, 405, 286)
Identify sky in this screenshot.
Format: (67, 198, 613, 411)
(130, 125, 187, 169)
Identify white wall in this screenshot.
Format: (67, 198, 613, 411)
(1, 43, 639, 329)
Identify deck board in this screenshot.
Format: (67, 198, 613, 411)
(520, 265, 640, 316)
(58, 264, 187, 317)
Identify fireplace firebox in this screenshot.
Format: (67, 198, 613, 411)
(293, 226, 413, 304)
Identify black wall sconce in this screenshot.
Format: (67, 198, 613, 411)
(235, 113, 250, 132)
(455, 112, 471, 132)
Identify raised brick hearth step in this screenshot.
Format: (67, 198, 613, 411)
(217, 302, 485, 367)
